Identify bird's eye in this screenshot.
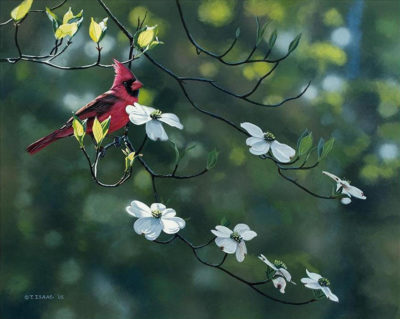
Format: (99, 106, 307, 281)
(123, 81, 128, 85)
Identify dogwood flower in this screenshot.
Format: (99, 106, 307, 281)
(322, 171, 366, 204)
(126, 200, 185, 241)
(126, 103, 183, 141)
(258, 254, 295, 294)
(211, 224, 257, 262)
(301, 269, 339, 302)
(258, 254, 293, 282)
(240, 122, 295, 163)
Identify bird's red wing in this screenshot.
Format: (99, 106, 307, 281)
(64, 91, 119, 127)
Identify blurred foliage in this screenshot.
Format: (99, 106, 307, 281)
(1, 0, 399, 319)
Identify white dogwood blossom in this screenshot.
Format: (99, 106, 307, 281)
(258, 254, 293, 282)
(126, 200, 185, 241)
(240, 122, 295, 163)
(211, 224, 257, 262)
(301, 269, 339, 302)
(126, 102, 183, 141)
(322, 171, 366, 204)
(258, 254, 295, 294)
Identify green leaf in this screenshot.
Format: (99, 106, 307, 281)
(170, 141, 180, 165)
(256, 20, 269, 46)
(298, 132, 313, 156)
(268, 30, 277, 48)
(220, 217, 230, 227)
(319, 137, 335, 160)
(266, 267, 275, 280)
(207, 149, 219, 170)
(235, 27, 240, 38)
(170, 141, 196, 167)
(10, 0, 33, 22)
(317, 137, 325, 159)
(46, 8, 60, 32)
(288, 33, 302, 53)
(296, 129, 310, 150)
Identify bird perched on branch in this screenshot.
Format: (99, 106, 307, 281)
(26, 59, 142, 154)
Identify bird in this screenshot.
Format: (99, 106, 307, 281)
(26, 59, 142, 155)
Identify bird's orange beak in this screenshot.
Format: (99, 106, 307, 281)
(131, 80, 143, 91)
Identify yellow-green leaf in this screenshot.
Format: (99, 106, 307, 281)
(100, 116, 111, 136)
(11, 0, 33, 22)
(55, 22, 78, 39)
(62, 7, 74, 24)
(89, 17, 102, 43)
(92, 117, 104, 145)
(72, 117, 85, 147)
(137, 26, 156, 48)
(125, 151, 136, 171)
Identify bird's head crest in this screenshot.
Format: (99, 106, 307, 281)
(112, 59, 142, 97)
(112, 59, 136, 86)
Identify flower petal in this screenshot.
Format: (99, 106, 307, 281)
(127, 103, 153, 125)
(125, 105, 135, 114)
(150, 203, 166, 211)
(306, 269, 322, 281)
(159, 113, 183, 129)
(134, 217, 162, 241)
(234, 223, 250, 233)
(249, 140, 270, 155)
(322, 171, 342, 183)
(258, 254, 277, 270)
(235, 241, 247, 262)
(161, 216, 185, 234)
(162, 208, 176, 218)
(215, 237, 237, 254)
(271, 140, 295, 163)
(241, 230, 257, 241)
(322, 287, 339, 302)
(340, 197, 352, 205)
(272, 277, 286, 294)
(144, 223, 163, 241)
(246, 136, 264, 146)
(300, 278, 315, 284)
(304, 282, 322, 290)
(240, 122, 264, 138)
(278, 268, 292, 283)
(345, 185, 366, 200)
(126, 200, 151, 218)
(146, 120, 168, 141)
(133, 102, 154, 114)
(211, 225, 232, 238)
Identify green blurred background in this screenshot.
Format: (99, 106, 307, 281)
(1, 0, 399, 318)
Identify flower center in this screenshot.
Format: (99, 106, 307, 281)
(150, 109, 162, 119)
(273, 260, 287, 269)
(264, 131, 275, 141)
(230, 231, 242, 243)
(151, 209, 162, 218)
(318, 277, 330, 287)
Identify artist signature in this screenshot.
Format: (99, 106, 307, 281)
(24, 294, 64, 301)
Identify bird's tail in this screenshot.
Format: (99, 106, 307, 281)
(26, 128, 72, 155)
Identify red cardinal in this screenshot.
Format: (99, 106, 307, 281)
(26, 59, 142, 154)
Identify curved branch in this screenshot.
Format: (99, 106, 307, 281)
(30, 0, 68, 12)
(277, 167, 336, 199)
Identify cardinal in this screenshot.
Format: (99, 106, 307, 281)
(26, 59, 142, 155)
